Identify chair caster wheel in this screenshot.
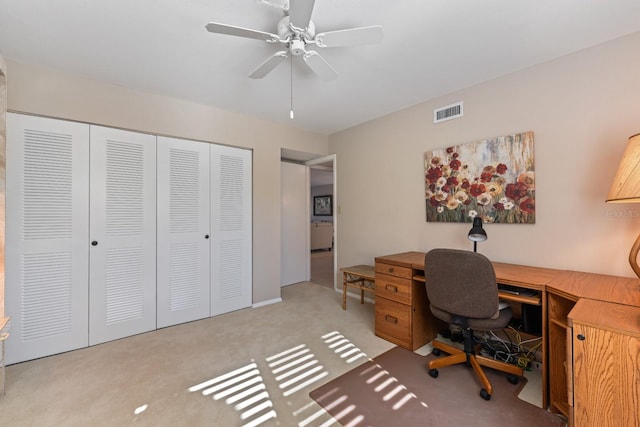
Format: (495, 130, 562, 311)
(507, 374, 519, 385)
(480, 389, 491, 400)
(429, 369, 439, 378)
(432, 348, 441, 356)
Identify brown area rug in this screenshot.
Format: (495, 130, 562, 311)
(310, 347, 566, 427)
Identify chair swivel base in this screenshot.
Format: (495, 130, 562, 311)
(428, 339, 523, 400)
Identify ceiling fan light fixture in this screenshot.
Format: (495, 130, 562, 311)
(205, 0, 383, 81)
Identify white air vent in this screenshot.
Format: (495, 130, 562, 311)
(434, 101, 463, 124)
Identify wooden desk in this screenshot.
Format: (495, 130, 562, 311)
(374, 251, 561, 409)
(567, 299, 640, 427)
(545, 270, 640, 420)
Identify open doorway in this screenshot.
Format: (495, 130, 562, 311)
(280, 149, 336, 290)
(309, 165, 334, 289)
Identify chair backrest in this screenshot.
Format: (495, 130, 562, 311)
(424, 248, 499, 319)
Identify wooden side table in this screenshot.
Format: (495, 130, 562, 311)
(341, 265, 376, 310)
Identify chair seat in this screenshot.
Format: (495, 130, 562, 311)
(430, 304, 512, 331)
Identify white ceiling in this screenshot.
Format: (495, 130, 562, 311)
(2, 1, 640, 135)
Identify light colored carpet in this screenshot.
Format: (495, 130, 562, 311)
(1, 282, 393, 427)
(1, 280, 544, 426)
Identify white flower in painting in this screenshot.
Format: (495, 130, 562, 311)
(436, 177, 447, 188)
(504, 201, 514, 210)
(469, 210, 478, 218)
(437, 206, 444, 213)
(434, 190, 447, 202)
(476, 192, 492, 206)
(500, 197, 509, 204)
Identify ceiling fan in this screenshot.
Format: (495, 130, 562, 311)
(205, 0, 383, 81)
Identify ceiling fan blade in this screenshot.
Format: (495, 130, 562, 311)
(315, 25, 383, 48)
(249, 51, 289, 79)
(205, 22, 280, 42)
(302, 51, 338, 81)
(289, 0, 316, 30)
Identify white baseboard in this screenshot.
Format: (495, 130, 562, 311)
(252, 297, 283, 308)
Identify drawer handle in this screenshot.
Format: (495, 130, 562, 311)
(385, 315, 398, 324)
(385, 284, 398, 293)
(388, 267, 394, 273)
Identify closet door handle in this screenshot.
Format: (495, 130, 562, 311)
(91, 241, 98, 246)
(205, 234, 210, 239)
(385, 284, 398, 293)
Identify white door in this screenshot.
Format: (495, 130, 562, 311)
(281, 162, 309, 286)
(5, 113, 89, 364)
(89, 126, 156, 345)
(210, 145, 252, 316)
(156, 136, 211, 328)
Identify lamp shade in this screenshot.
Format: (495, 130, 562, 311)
(468, 217, 487, 242)
(607, 133, 640, 203)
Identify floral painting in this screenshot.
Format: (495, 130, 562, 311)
(424, 131, 535, 224)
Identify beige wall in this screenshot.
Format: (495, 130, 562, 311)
(5, 59, 329, 304)
(330, 31, 640, 278)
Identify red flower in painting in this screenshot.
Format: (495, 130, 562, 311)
(494, 202, 505, 211)
(429, 196, 441, 207)
(449, 159, 461, 170)
(469, 183, 485, 197)
(496, 163, 508, 174)
(447, 177, 459, 187)
(426, 167, 442, 183)
(446, 147, 454, 154)
(480, 171, 493, 182)
(519, 198, 535, 214)
(505, 182, 529, 200)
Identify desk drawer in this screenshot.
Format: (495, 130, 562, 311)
(375, 263, 412, 279)
(375, 297, 411, 349)
(375, 273, 411, 304)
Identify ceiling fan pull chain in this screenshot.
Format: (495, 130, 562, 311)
(290, 54, 294, 119)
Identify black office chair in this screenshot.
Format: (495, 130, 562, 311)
(424, 248, 522, 400)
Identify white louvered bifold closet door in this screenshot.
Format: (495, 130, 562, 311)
(210, 145, 252, 316)
(5, 113, 90, 364)
(89, 126, 156, 345)
(156, 136, 211, 328)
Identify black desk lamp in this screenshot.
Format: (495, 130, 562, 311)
(468, 217, 487, 252)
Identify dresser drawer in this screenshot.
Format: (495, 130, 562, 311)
(375, 297, 411, 349)
(375, 273, 411, 304)
(375, 262, 412, 279)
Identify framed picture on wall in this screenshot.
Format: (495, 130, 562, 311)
(313, 195, 332, 216)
